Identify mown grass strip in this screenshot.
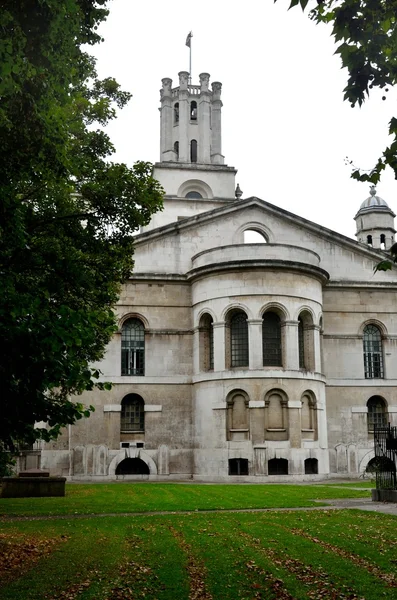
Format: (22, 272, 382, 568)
(0, 483, 371, 517)
(237, 512, 397, 599)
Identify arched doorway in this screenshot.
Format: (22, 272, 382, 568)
(115, 458, 150, 475)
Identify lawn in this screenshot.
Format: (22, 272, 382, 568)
(0, 482, 371, 517)
(1, 483, 396, 600)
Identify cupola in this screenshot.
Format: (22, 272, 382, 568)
(354, 186, 396, 250)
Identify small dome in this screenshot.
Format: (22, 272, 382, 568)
(359, 185, 390, 210)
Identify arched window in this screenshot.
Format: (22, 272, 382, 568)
(229, 312, 248, 367)
(121, 318, 145, 376)
(367, 396, 388, 431)
(363, 324, 384, 378)
(190, 139, 197, 163)
(199, 313, 214, 371)
(121, 394, 145, 432)
(304, 458, 318, 474)
(190, 100, 197, 120)
(243, 230, 267, 243)
(380, 233, 386, 250)
(174, 141, 179, 159)
(367, 234, 373, 246)
(185, 191, 203, 199)
(262, 312, 282, 366)
(174, 102, 179, 123)
(298, 317, 305, 368)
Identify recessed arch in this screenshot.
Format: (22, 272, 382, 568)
(108, 449, 158, 476)
(260, 302, 289, 322)
(243, 229, 267, 244)
(177, 179, 213, 199)
(222, 303, 253, 321)
(233, 222, 273, 244)
(118, 313, 149, 332)
(358, 319, 388, 337)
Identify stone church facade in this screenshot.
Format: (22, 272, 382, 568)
(38, 71, 397, 480)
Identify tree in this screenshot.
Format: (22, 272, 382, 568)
(281, 0, 397, 184)
(279, 1, 397, 270)
(0, 0, 163, 455)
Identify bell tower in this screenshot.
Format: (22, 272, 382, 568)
(142, 71, 238, 232)
(354, 186, 396, 251)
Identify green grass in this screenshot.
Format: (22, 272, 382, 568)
(0, 482, 371, 517)
(1, 510, 396, 599)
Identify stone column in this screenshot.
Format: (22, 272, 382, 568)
(282, 320, 299, 370)
(248, 319, 263, 369)
(198, 73, 211, 163)
(160, 78, 173, 160)
(178, 71, 190, 162)
(213, 321, 225, 371)
(211, 81, 223, 164)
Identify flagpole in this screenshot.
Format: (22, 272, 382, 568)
(189, 40, 192, 84)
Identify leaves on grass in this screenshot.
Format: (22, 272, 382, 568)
(0, 532, 66, 584)
(170, 526, 213, 600)
(290, 527, 397, 587)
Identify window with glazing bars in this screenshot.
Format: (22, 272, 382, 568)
(121, 319, 145, 375)
(363, 325, 384, 378)
(367, 396, 387, 431)
(230, 312, 248, 367)
(208, 322, 214, 370)
(262, 312, 282, 366)
(298, 317, 305, 368)
(121, 394, 144, 431)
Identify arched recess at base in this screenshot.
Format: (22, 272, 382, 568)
(108, 449, 158, 476)
(116, 458, 149, 475)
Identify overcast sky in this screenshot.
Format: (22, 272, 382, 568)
(91, 0, 397, 239)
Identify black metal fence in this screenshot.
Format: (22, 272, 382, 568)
(373, 424, 397, 490)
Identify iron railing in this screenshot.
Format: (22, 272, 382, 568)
(373, 424, 397, 490)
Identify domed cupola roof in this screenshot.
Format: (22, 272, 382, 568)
(356, 186, 393, 216)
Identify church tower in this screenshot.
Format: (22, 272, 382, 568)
(354, 186, 396, 250)
(142, 71, 237, 231)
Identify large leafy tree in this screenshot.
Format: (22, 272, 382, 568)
(282, 0, 397, 184)
(279, 0, 397, 270)
(0, 0, 163, 453)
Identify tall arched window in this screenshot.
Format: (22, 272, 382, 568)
(367, 396, 388, 431)
(262, 312, 282, 366)
(298, 317, 305, 368)
(199, 313, 214, 371)
(121, 394, 145, 432)
(229, 311, 248, 367)
(363, 324, 384, 378)
(174, 102, 179, 123)
(174, 141, 179, 159)
(190, 100, 197, 120)
(190, 139, 197, 163)
(121, 318, 145, 375)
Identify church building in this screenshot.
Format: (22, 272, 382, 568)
(38, 70, 397, 480)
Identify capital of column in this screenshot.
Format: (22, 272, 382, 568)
(282, 320, 299, 328)
(212, 321, 225, 329)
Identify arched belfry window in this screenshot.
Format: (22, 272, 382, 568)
(367, 396, 388, 431)
(121, 394, 145, 432)
(363, 324, 384, 378)
(190, 139, 197, 163)
(380, 233, 386, 250)
(190, 100, 197, 120)
(174, 102, 179, 123)
(228, 311, 249, 367)
(262, 312, 282, 366)
(121, 318, 145, 376)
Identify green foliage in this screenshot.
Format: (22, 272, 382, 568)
(0, 443, 15, 478)
(0, 1, 163, 450)
(278, 0, 397, 184)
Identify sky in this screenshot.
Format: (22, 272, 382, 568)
(91, 0, 397, 239)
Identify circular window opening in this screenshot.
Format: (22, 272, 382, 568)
(243, 229, 267, 243)
(185, 191, 203, 199)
